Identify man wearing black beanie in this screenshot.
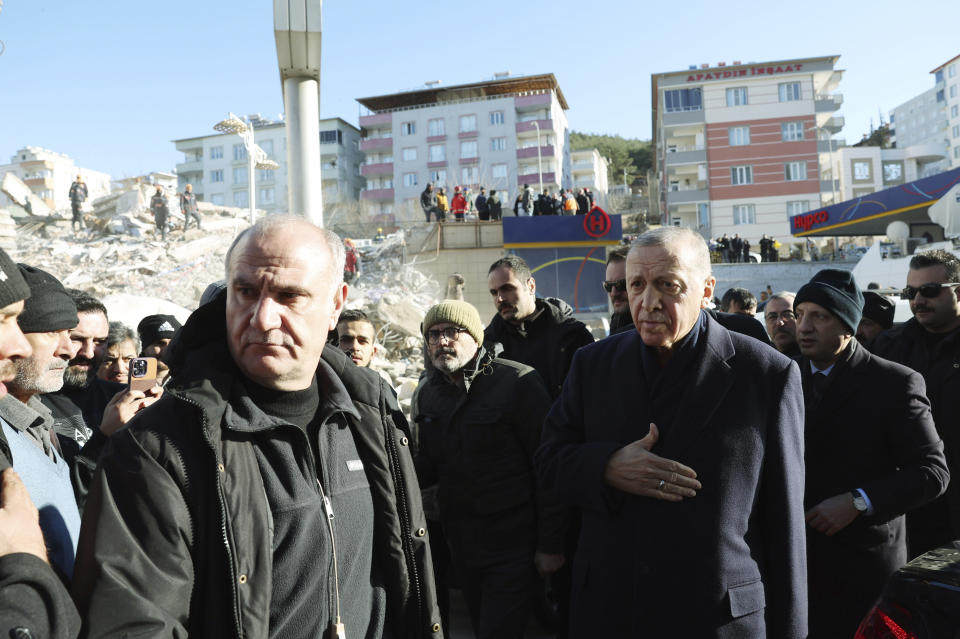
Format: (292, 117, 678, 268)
(856, 291, 895, 346)
(794, 268, 949, 639)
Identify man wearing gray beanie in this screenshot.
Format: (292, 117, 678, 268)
(0, 254, 81, 639)
(794, 268, 949, 638)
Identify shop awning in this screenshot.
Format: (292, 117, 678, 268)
(790, 166, 960, 237)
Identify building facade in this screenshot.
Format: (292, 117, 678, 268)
(834, 144, 948, 202)
(933, 55, 960, 169)
(356, 74, 570, 221)
(889, 88, 949, 177)
(570, 149, 610, 202)
(0, 146, 111, 211)
(652, 56, 844, 243)
(172, 115, 364, 214)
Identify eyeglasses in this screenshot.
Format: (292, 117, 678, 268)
(900, 282, 960, 300)
(426, 326, 469, 345)
(602, 279, 627, 293)
(765, 310, 797, 323)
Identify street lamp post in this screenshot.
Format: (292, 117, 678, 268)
(214, 113, 279, 225)
(532, 120, 543, 194)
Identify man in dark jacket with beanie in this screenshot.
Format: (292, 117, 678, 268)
(0, 249, 82, 639)
(794, 269, 948, 638)
(72, 216, 443, 637)
(856, 290, 895, 346)
(414, 300, 564, 639)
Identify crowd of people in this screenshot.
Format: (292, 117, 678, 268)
(712, 232, 780, 263)
(419, 183, 598, 223)
(2, 218, 959, 639)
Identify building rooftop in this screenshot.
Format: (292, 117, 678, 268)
(171, 116, 358, 144)
(651, 54, 840, 80)
(931, 53, 960, 74)
(356, 73, 569, 112)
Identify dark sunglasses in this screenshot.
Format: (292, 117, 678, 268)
(900, 282, 960, 300)
(602, 279, 627, 293)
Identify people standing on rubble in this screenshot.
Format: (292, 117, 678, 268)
(451, 186, 467, 222)
(343, 238, 361, 284)
(436, 187, 449, 222)
(150, 185, 170, 241)
(68, 175, 88, 232)
(179, 184, 201, 233)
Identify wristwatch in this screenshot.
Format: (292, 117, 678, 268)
(850, 491, 868, 513)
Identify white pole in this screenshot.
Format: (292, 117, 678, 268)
(284, 77, 323, 226)
(533, 120, 543, 193)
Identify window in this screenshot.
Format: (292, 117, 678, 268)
(781, 121, 805, 141)
(954, 125, 960, 139)
(428, 119, 445, 136)
(786, 201, 809, 217)
(233, 167, 247, 184)
(491, 164, 508, 178)
(260, 140, 274, 155)
(461, 166, 479, 184)
(730, 166, 753, 185)
(950, 64, 957, 79)
(401, 122, 416, 136)
(937, 90, 946, 103)
(952, 105, 959, 118)
(784, 161, 807, 181)
(726, 87, 748, 106)
(402, 147, 417, 161)
(259, 188, 275, 204)
(459, 114, 477, 133)
(491, 137, 507, 151)
(233, 144, 247, 161)
(778, 82, 801, 102)
(210, 193, 224, 205)
(209, 169, 224, 183)
(955, 146, 960, 160)
(258, 169, 275, 182)
(320, 130, 342, 145)
(210, 146, 223, 160)
(403, 172, 418, 187)
(429, 145, 445, 162)
(489, 111, 505, 125)
(664, 88, 702, 112)
(728, 126, 750, 146)
(460, 141, 478, 159)
(430, 170, 447, 184)
(952, 85, 958, 99)
(883, 162, 903, 182)
(853, 161, 871, 181)
(733, 204, 756, 225)
(233, 191, 248, 207)
(936, 70, 945, 84)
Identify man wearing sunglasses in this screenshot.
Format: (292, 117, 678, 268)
(604, 247, 632, 335)
(872, 249, 960, 556)
(413, 300, 564, 638)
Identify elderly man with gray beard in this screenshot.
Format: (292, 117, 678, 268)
(0, 265, 82, 584)
(413, 300, 566, 639)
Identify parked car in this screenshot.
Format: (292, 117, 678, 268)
(854, 542, 960, 638)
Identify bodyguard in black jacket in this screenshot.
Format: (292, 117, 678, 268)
(794, 270, 948, 638)
(71, 218, 442, 638)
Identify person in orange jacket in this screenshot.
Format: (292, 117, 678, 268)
(451, 186, 467, 222)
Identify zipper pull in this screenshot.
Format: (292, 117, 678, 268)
(323, 495, 335, 521)
(331, 620, 346, 639)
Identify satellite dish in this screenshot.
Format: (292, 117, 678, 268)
(886, 221, 909, 242)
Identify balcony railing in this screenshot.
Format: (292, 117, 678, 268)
(665, 148, 707, 165)
(516, 119, 553, 134)
(359, 137, 393, 151)
(359, 112, 392, 127)
(518, 171, 557, 186)
(516, 145, 555, 159)
(360, 188, 395, 201)
(814, 94, 844, 113)
(360, 162, 394, 177)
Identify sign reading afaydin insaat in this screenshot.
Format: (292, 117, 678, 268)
(792, 209, 829, 232)
(686, 63, 803, 83)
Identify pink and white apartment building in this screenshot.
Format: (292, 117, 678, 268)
(652, 55, 845, 243)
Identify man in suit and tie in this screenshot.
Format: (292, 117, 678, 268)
(794, 269, 948, 638)
(536, 227, 808, 638)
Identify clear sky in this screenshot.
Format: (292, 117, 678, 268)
(0, 0, 956, 179)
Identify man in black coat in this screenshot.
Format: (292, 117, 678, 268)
(794, 269, 948, 638)
(536, 227, 808, 638)
(414, 301, 564, 639)
(872, 248, 960, 556)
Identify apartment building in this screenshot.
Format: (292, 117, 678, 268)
(833, 144, 948, 201)
(933, 54, 960, 168)
(0, 146, 111, 211)
(172, 115, 364, 214)
(652, 56, 844, 242)
(356, 73, 570, 220)
(570, 149, 610, 202)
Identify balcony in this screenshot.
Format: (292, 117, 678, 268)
(817, 139, 844, 153)
(820, 179, 839, 193)
(516, 145, 555, 159)
(427, 135, 447, 143)
(360, 162, 394, 177)
(662, 109, 705, 126)
(360, 188, 394, 201)
(458, 156, 479, 165)
(427, 160, 447, 169)
(664, 148, 707, 165)
(23, 176, 54, 189)
(518, 172, 557, 186)
(359, 137, 393, 152)
(823, 116, 845, 134)
(176, 160, 204, 174)
(359, 112, 392, 128)
(666, 186, 709, 204)
(514, 93, 551, 110)
(815, 94, 843, 113)
(516, 119, 553, 134)
(458, 130, 478, 139)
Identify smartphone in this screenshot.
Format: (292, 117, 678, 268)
(128, 357, 158, 392)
